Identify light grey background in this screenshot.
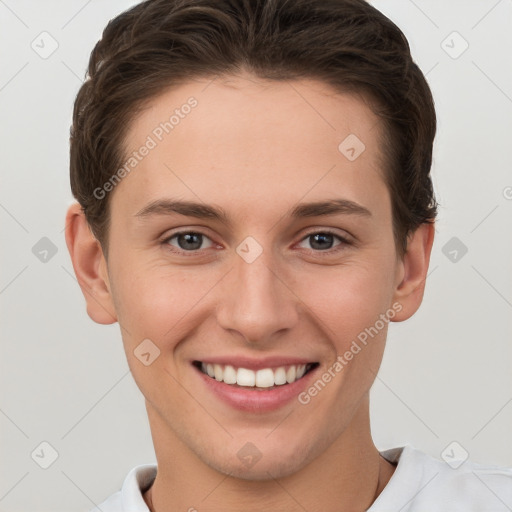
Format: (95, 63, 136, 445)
(1, 0, 511, 511)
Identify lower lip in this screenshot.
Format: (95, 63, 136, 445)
(194, 365, 318, 412)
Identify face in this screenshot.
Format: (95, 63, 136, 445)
(95, 73, 408, 479)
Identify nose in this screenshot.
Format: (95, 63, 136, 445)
(216, 244, 300, 345)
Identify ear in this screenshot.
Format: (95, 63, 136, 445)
(391, 222, 435, 322)
(64, 202, 117, 324)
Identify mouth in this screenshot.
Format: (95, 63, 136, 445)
(193, 361, 319, 390)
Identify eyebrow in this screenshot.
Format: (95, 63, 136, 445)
(133, 198, 372, 224)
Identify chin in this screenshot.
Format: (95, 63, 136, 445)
(199, 437, 319, 481)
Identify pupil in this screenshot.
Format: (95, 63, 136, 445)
(310, 233, 333, 250)
(178, 233, 202, 250)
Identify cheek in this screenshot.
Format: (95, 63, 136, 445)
(110, 238, 397, 353)
(296, 259, 396, 344)
(297, 265, 394, 422)
(110, 260, 220, 345)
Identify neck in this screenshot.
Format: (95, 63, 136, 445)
(144, 397, 395, 512)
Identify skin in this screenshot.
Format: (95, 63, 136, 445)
(65, 72, 434, 511)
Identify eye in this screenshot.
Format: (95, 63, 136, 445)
(161, 229, 352, 257)
(297, 231, 350, 252)
(163, 231, 215, 252)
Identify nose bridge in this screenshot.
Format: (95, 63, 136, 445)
(216, 238, 298, 343)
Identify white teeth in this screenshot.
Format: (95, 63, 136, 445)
(199, 362, 313, 388)
(286, 365, 296, 384)
(274, 367, 287, 385)
(214, 364, 223, 381)
(237, 367, 255, 386)
(223, 365, 237, 384)
(255, 369, 274, 388)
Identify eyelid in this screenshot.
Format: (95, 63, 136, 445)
(161, 227, 354, 255)
(161, 230, 217, 253)
(294, 229, 352, 252)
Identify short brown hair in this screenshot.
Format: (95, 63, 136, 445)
(70, 0, 437, 259)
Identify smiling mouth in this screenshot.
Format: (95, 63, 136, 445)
(193, 361, 319, 389)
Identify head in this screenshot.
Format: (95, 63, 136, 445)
(66, 0, 436, 479)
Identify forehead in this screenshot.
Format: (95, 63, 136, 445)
(112, 73, 389, 222)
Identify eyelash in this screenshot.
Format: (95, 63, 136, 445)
(160, 230, 353, 257)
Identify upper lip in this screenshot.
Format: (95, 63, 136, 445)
(193, 356, 318, 371)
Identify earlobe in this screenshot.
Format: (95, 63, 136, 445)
(391, 222, 435, 322)
(64, 202, 118, 325)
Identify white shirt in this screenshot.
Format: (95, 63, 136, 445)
(91, 445, 512, 511)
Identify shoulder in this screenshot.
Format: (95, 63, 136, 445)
(371, 445, 512, 512)
(89, 464, 157, 512)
